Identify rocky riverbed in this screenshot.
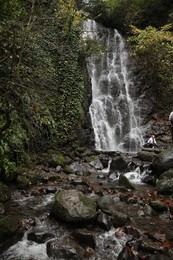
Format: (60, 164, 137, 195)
(0, 148, 173, 259)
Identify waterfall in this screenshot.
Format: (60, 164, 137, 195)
(83, 19, 144, 152)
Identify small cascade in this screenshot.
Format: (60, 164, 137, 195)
(100, 157, 112, 173)
(96, 227, 128, 259)
(83, 20, 144, 152)
(1, 233, 49, 260)
(108, 162, 150, 185)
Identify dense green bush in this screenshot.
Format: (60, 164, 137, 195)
(128, 24, 173, 111)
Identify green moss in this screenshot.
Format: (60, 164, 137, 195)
(79, 194, 96, 209)
(85, 155, 96, 163)
(56, 155, 65, 167)
(63, 166, 73, 174)
(17, 175, 30, 190)
(119, 175, 135, 190)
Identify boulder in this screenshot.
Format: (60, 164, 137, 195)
(97, 195, 116, 215)
(118, 174, 135, 190)
(51, 189, 97, 222)
(159, 168, 173, 179)
(156, 178, 173, 195)
(152, 149, 173, 176)
(47, 237, 85, 260)
(72, 228, 96, 249)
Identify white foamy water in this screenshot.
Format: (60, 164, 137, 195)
(96, 227, 128, 259)
(1, 233, 49, 260)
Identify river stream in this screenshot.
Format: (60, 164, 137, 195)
(1, 160, 173, 259)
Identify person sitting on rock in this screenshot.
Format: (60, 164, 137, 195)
(146, 134, 159, 148)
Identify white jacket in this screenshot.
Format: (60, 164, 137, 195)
(147, 136, 157, 144)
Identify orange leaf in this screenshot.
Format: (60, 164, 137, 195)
(162, 240, 173, 249)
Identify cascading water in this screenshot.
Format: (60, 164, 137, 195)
(83, 20, 144, 152)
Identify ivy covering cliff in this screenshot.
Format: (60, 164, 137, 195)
(0, 0, 88, 180)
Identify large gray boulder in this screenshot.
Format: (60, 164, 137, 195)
(51, 189, 97, 222)
(152, 148, 173, 176)
(156, 178, 173, 195)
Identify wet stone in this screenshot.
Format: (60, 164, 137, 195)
(96, 210, 112, 231)
(149, 201, 167, 213)
(111, 212, 129, 227)
(72, 228, 96, 249)
(45, 186, 57, 193)
(47, 237, 85, 260)
(139, 238, 163, 253)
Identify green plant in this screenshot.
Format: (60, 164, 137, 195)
(128, 24, 173, 110)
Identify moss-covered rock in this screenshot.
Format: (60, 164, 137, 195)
(51, 189, 97, 222)
(16, 175, 30, 190)
(149, 201, 167, 212)
(63, 166, 74, 174)
(119, 175, 135, 190)
(48, 153, 66, 168)
(85, 155, 96, 163)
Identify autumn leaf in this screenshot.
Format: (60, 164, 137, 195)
(161, 240, 173, 249)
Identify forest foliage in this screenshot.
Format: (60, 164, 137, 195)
(0, 0, 87, 180)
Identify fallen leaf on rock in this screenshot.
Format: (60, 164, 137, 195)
(161, 240, 173, 249)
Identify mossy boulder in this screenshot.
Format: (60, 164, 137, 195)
(119, 175, 135, 190)
(51, 189, 97, 222)
(149, 201, 167, 212)
(48, 153, 66, 168)
(85, 155, 96, 163)
(63, 166, 74, 174)
(17, 175, 30, 190)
